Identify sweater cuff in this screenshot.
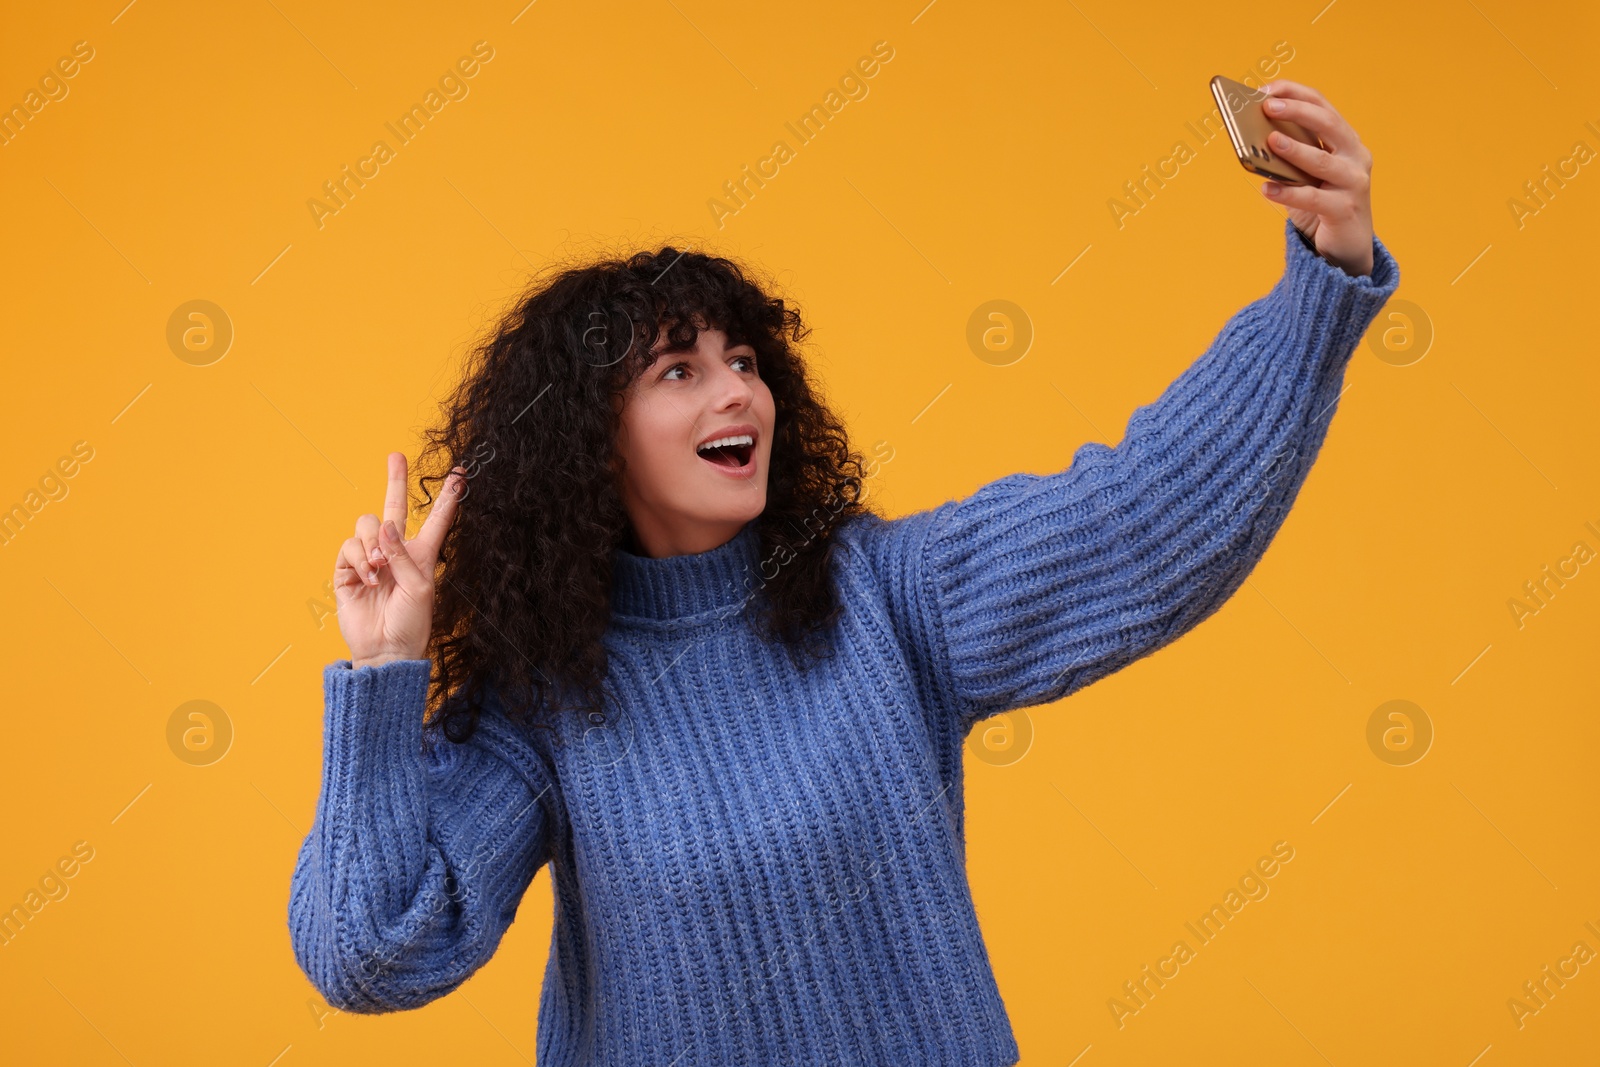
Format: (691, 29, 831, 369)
(322, 658, 434, 801)
(1278, 217, 1400, 355)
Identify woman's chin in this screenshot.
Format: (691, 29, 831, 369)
(699, 489, 767, 527)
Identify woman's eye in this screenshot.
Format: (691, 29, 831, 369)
(661, 355, 755, 380)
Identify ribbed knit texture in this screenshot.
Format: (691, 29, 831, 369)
(288, 219, 1400, 1065)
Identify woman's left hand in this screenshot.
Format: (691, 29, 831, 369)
(1258, 80, 1375, 277)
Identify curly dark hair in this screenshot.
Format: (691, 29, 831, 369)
(409, 245, 879, 745)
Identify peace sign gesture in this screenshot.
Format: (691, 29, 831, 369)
(334, 452, 467, 669)
(1257, 80, 1377, 278)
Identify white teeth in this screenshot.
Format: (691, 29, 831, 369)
(697, 434, 754, 453)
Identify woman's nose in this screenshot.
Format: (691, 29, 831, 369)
(713, 366, 753, 405)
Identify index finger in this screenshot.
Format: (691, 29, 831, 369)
(410, 466, 468, 558)
(383, 451, 409, 533)
(1261, 79, 1342, 117)
(1260, 79, 1360, 155)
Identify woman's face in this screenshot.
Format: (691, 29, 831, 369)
(612, 323, 775, 558)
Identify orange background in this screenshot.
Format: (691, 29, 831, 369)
(1, 1, 1596, 1064)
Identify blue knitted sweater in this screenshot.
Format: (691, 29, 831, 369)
(288, 219, 1399, 1065)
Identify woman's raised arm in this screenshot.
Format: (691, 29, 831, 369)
(851, 80, 1396, 737)
(852, 216, 1399, 737)
(287, 658, 556, 1012)
(291, 451, 554, 1012)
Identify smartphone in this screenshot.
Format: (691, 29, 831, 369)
(1209, 74, 1323, 186)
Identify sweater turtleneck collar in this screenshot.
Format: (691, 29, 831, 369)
(609, 522, 763, 622)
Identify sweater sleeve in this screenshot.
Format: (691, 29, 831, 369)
(855, 218, 1400, 737)
(287, 658, 555, 1013)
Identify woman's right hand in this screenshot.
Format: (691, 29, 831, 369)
(335, 452, 467, 669)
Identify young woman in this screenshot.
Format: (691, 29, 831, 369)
(289, 80, 1398, 1064)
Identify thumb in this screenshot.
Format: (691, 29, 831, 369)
(379, 519, 430, 596)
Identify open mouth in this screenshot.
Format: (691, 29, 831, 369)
(695, 432, 756, 469)
(697, 442, 754, 467)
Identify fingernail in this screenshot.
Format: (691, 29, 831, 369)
(382, 520, 398, 540)
(1266, 98, 1285, 112)
(1263, 183, 1280, 197)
